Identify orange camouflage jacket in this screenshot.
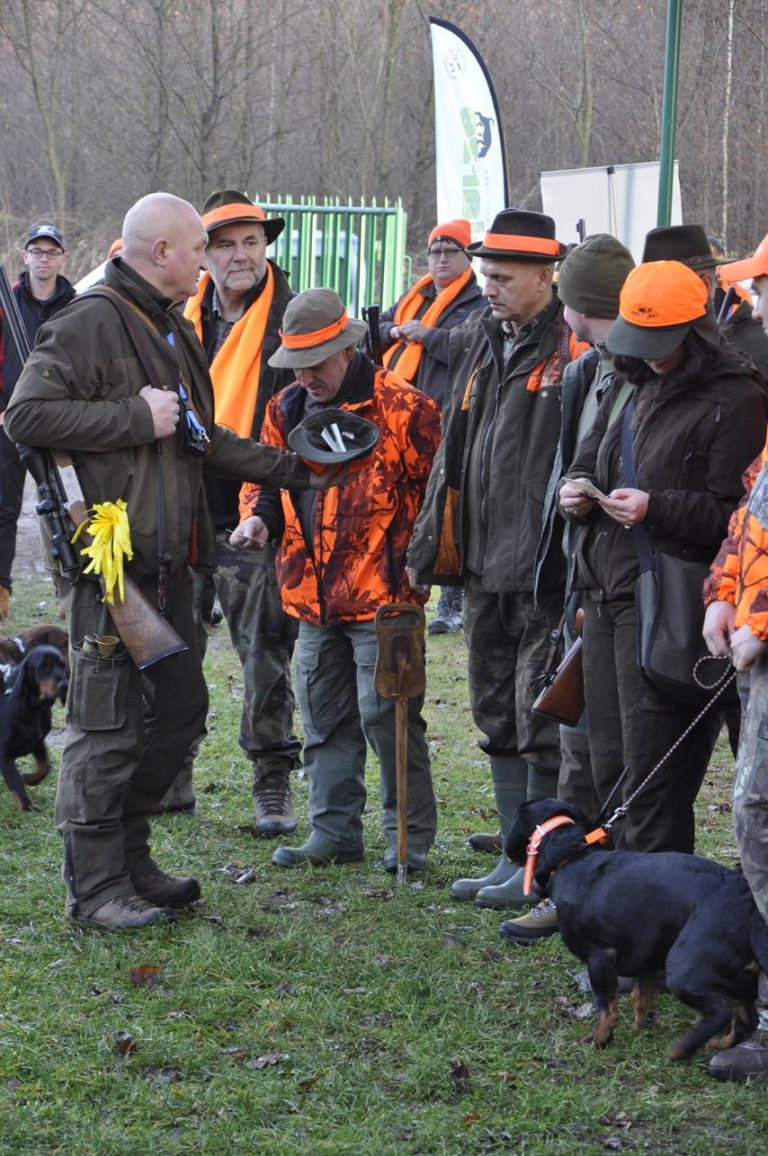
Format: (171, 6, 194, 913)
(239, 356, 441, 626)
(705, 437, 768, 638)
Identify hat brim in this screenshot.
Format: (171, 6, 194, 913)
(721, 254, 768, 283)
(286, 406, 379, 467)
(268, 318, 368, 369)
(607, 316, 691, 360)
(466, 240, 567, 262)
(206, 214, 285, 245)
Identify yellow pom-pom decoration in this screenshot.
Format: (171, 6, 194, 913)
(72, 499, 134, 604)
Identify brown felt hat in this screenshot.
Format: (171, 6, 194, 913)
(201, 189, 285, 245)
(268, 289, 368, 369)
(467, 209, 567, 262)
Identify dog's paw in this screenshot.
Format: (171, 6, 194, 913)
(10, 791, 35, 812)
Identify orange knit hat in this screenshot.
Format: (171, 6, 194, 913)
(428, 219, 471, 250)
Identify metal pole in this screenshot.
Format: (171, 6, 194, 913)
(657, 0, 683, 226)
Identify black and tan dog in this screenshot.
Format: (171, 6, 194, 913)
(506, 799, 768, 1060)
(0, 644, 69, 811)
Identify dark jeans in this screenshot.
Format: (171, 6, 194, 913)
(582, 596, 720, 853)
(0, 425, 26, 590)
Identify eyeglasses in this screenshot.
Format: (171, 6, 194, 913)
(26, 247, 64, 259)
(428, 246, 464, 258)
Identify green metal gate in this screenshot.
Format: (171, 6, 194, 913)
(257, 195, 408, 317)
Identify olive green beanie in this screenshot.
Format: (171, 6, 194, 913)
(557, 233, 635, 319)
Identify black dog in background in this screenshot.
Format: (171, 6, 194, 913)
(506, 799, 768, 1060)
(0, 644, 69, 811)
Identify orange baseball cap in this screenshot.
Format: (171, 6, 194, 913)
(607, 260, 718, 359)
(719, 233, 768, 284)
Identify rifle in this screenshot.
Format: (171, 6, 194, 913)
(530, 608, 585, 727)
(362, 304, 383, 366)
(0, 263, 187, 670)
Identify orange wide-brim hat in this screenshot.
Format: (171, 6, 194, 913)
(201, 189, 285, 246)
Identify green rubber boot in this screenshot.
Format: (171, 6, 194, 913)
(451, 755, 528, 900)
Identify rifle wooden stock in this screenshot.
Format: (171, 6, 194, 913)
(52, 455, 188, 670)
(531, 636, 584, 727)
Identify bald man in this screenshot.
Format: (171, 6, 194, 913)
(5, 192, 328, 931)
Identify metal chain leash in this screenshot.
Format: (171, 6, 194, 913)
(600, 656, 737, 833)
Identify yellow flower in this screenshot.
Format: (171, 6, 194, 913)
(73, 499, 134, 604)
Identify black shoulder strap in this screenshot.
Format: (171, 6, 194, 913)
(620, 398, 655, 574)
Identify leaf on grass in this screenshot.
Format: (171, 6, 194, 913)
(496, 1071, 519, 1084)
(443, 932, 465, 948)
(275, 982, 296, 998)
(449, 1059, 471, 1091)
(222, 1046, 243, 1056)
(113, 1030, 138, 1055)
(602, 1139, 625, 1151)
(297, 1073, 321, 1091)
(320, 903, 346, 916)
(554, 996, 594, 1021)
(481, 947, 506, 963)
(144, 1068, 179, 1084)
(601, 1111, 632, 1130)
(343, 986, 367, 995)
(221, 864, 257, 884)
(252, 1051, 289, 1069)
(362, 888, 393, 901)
(467, 981, 485, 998)
(130, 964, 163, 988)
(374, 954, 392, 968)
(462, 1111, 480, 1124)
(167, 1010, 192, 1021)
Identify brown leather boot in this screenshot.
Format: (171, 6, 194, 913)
(0, 586, 10, 622)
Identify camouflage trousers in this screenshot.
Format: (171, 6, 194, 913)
(462, 574, 561, 784)
(212, 535, 300, 770)
(733, 660, 768, 927)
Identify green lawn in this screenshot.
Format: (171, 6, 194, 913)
(0, 571, 764, 1155)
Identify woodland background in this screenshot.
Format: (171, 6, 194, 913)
(0, 0, 767, 280)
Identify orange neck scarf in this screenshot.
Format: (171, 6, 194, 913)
(383, 267, 473, 383)
(184, 266, 275, 436)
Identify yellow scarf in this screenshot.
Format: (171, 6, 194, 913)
(184, 266, 275, 437)
(382, 267, 474, 384)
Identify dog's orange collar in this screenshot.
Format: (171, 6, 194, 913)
(523, 818, 610, 895)
(523, 815, 575, 895)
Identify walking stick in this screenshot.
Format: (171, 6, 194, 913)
(374, 603, 426, 884)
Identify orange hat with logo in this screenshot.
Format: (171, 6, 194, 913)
(719, 233, 768, 285)
(428, 219, 471, 250)
(607, 260, 719, 359)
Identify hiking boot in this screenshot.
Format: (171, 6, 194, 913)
(253, 767, 298, 837)
(0, 586, 9, 622)
(468, 830, 502, 855)
(500, 898, 559, 945)
(71, 894, 177, 930)
(428, 586, 463, 635)
(156, 766, 197, 816)
(383, 844, 429, 874)
(131, 863, 201, 908)
(272, 833, 364, 868)
(708, 1029, 768, 1082)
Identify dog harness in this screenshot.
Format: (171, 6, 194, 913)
(522, 815, 609, 895)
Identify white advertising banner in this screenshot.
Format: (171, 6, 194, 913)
(429, 18, 508, 241)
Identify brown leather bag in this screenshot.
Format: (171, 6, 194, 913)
(531, 637, 584, 727)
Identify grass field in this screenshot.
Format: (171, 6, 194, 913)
(0, 566, 765, 1155)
